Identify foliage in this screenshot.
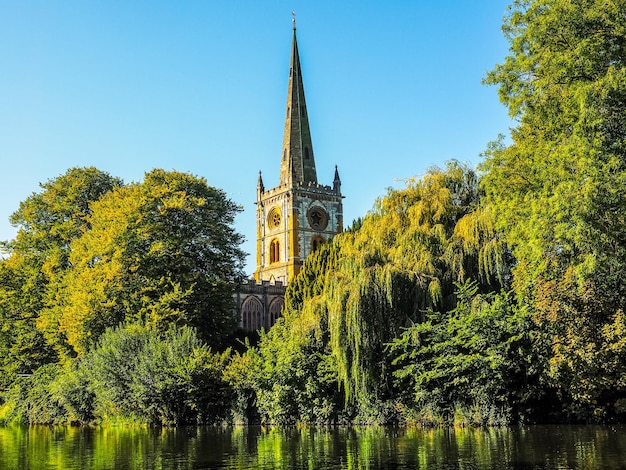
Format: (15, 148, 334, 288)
(0, 257, 56, 389)
(482, 0, 626, 419)
(0, 364, 70, 425)
(4, 166, 123, 271)
(0, 167, 120, 377)
(322, 162, 509, 408)
(0, 324, 234, 425)
(235, 163, 512, 424)
(84, 323, 233, 425)
(226, 244, 345, 424)
(389, 280, 540, 425)
(40, 169, 245, 355)
(0, 167, 245, 424)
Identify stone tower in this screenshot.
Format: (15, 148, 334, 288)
(254, 25, 343, 284)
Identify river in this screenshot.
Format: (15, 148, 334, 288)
(1, 425, 625, 469)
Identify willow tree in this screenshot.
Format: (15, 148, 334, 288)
(321, 162, 508, 412)
(482, 0, 626, 419)
(244, 162, 510, 422)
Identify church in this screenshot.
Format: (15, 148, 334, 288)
(235, 24, 344, 331)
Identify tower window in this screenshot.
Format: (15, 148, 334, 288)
(304, 147, 310, 160)
(267, 207, 282, 230)
(270, 239, 280, 264)
(283, 149, 287, 161)
(307, 207, 329, 231)
(311, 236, 325, 253)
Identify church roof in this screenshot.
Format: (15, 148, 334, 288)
(279, 26, 318, 186)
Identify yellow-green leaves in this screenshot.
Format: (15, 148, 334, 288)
(483, 0, 626, 419)
(37, 169, 244, 357)
(257, 162, 510, 417)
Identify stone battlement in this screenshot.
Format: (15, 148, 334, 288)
(238, 278, 286, 295)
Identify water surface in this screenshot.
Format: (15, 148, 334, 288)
(1, 425, 625, 469)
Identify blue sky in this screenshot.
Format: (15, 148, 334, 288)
(0, 1, 513, 274)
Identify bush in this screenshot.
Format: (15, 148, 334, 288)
(84, 323, 233, 425)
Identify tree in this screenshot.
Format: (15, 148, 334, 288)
(228, 244, 346, 425)
(389, 281, 540, 425)
(0, 323, 233, 425)
(85, 323, 233, 425)
(323, 162, 508, 410)
(482, 0, 626, 419)
(0, 257, 56, 388)
(236, 162, 511, 423)
(46, 169, 245, 355)
(4, 167, 123, 272)
(0, 167, 121, 375)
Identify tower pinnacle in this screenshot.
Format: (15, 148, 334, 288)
(333, 165, 341, 194)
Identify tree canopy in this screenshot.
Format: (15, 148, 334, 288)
(482, 0, 626, 419)
(5, 0, 626, 426)
(0, 168, 121, 385)
(40, 168, 245, 355)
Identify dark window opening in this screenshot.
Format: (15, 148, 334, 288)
(270, 239, 280, 264)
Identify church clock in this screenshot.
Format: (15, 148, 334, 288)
(267, 207, 282, 230)
(307, 206, 328, 231)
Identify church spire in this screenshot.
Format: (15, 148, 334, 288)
(279, 25, 317, 186)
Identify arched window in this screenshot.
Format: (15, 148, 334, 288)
(270, 239, 280, 264)
(241, 297, 263, 331)
(268, 297, 284, 328)
(311, 236, 325, 253)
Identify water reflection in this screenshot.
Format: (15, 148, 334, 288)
(1, 425, 625, 469)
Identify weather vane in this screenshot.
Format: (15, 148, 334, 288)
(292, 10, 296, 30)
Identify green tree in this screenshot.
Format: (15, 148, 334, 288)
(0, 258, 58, 389)
(46, 169, 245, 355)
(324, 162, 508, 410)
(482, 0, 626, 419)
(0, 363, 69, 425)
(0, 167, 121, 377)
(389, 281, 540, 425)
(236, 162, 511, 423)
(227, 244, 345, 425)
(85, 323, 233, 425)
(0, 324, 233, 425)
(5, 167, 123, 272)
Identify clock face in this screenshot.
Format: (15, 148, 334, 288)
(307, 206, 328, 231)
(267, 207, 281, 230)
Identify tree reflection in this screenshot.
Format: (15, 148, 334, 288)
(2, 425, 626, 469)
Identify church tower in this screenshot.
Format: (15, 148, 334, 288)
(254, 24, 343, 284)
